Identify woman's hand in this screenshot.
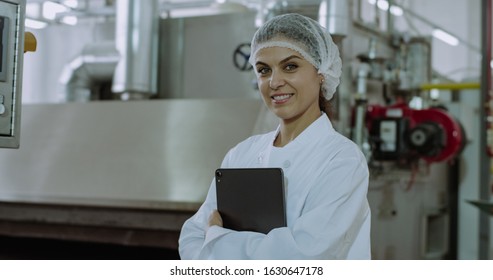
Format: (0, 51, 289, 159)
(208, 210, 223, 228)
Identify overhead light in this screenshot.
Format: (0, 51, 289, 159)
(490, 60, 493, 69)
(389, 6, 403, 16)
(432, 29, 459, 46)
(368, 0, 403, 16)
(25, 18, 48, 29)
(62, 0, 78, 9)
(61, 16, 77, 26)
(26, 3, 41, 18)
(42, 1, 69, 20)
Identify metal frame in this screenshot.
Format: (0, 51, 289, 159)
(0, 201, 194, 249)
(479, 0, 492, 260)
(0, 0, 25, 149)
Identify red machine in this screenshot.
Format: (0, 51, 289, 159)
(366, 103, 465, 163)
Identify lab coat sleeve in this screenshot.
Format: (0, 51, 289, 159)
(178, 178, 221, 259)
(196, 152, 370, 259)
(178, 149, 236, 260)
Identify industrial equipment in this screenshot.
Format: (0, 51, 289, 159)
(349, 24, 465, 164)
(366, 103, 465, 163)
(0, 0, 25, 149)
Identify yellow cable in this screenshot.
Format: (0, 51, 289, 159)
(420, 82, 480, 90)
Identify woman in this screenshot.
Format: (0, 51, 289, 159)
(179, 13, 371, 259)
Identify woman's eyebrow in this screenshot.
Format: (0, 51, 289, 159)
(255, 55, 302, 67)
(279, 55, 302, 64)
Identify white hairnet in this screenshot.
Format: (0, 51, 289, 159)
(249, 13, 342, 100)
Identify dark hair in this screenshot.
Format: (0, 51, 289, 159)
(319, 93, 333, 119)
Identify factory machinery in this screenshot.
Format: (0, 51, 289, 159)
(0, 0, 490, 259)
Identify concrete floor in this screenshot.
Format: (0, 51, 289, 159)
(0, 235, 180, 260)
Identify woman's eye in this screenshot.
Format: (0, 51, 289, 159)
(285, 64, 298, 71)
(257, 67, 270, 75)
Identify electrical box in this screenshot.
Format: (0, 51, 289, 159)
(0, 0, 25, 148)
(369, 118, 410, 161)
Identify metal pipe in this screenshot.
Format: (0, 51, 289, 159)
(374, 0, 380, 27)
(59, 41, 119, 102)
(356, 0, 362, 21)
(479, 0, 491, 260)
(386, 0, 394, 34)
(353, 63, 370, 149)
(112, 0, 159, 99)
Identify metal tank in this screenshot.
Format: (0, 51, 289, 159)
(157, 3, 258, 99)
(406, 37, 432, 90)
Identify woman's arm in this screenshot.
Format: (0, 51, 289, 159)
(178, 179, 221, 259)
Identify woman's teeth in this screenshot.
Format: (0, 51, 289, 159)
(272, 94, 292, 101)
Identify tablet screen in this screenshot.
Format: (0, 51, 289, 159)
(215, 168, 286, 234)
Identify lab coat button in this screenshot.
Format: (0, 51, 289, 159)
(283, 160, 291, 168)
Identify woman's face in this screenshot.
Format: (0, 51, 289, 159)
(254, 46, 322, 123)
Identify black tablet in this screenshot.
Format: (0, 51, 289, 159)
(215, 168, 286, 234)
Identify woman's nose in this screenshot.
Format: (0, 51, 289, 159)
(269, 71, 285, 90)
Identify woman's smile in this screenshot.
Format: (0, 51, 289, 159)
(271, 93, 294, 104)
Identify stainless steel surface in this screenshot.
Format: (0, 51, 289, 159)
(0, 99, 272, 210)
(0, 0, 25, 148)
(158, 17, 185, 99)
(112, 0, 159, 97)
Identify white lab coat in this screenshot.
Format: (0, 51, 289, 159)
(179, 113, 371, 259)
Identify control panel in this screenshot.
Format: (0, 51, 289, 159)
(0, 0, 25, 148)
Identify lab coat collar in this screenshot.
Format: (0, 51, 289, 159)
(271, 112, 334, 148)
